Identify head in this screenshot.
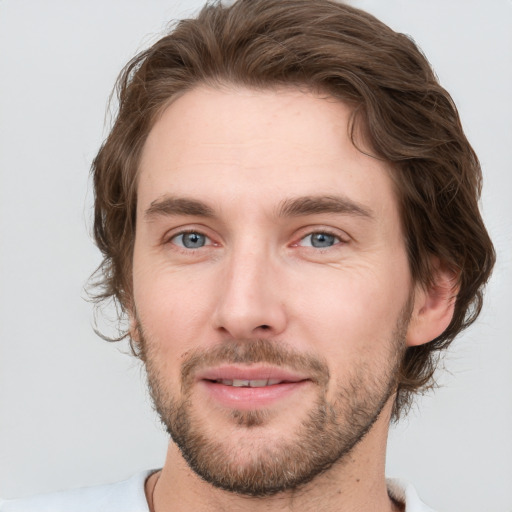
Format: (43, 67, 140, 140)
(90, 0, 495, 488)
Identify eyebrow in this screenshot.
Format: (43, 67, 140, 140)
(277, 195, 373, 219)
(144, 194, 373, 221)
(144, 197, 215, 220)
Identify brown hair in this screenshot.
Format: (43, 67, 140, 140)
(91, 0, 495, 419)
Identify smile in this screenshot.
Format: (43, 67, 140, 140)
(213, 378, 286, 387)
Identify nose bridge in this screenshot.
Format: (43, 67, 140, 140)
(213, 237, 286, 338)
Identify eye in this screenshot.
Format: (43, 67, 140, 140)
(171, 231, 210, 249)
(299, 232, 341, 248)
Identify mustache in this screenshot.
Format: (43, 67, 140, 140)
(180, 339, 330, 391)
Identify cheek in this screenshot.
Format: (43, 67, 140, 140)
(133, 260, 217, 354)
(134, 275, 208, 391)
(291, 261, 411, 358)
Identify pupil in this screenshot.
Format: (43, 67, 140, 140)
(312, 233, 335, 248)
(183, 233, 204, 248)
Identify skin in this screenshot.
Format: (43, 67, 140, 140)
(131, 85, 455, 512)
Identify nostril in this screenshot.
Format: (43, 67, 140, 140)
(259, 325, 271, 330)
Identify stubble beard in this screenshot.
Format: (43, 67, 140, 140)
(138, 306, 410, 497)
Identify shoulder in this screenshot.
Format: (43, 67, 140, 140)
(0, 470, 155, 512)
(387, 478, 438, 512)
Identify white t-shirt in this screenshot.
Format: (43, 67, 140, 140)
(0, 471, 437, 512)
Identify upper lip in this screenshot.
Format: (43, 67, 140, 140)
(196, 365, 310, 384)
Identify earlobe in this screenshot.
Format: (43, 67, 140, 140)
(406, 261, 459, 347)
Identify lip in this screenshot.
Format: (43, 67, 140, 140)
(196, 365, 312, 410)
(196, 365, 310, 383)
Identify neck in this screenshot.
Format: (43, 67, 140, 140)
(147, 402, 401, 512)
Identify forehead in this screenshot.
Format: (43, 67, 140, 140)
(137, 85, 398, 221)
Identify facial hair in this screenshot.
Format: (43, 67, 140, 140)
(138, 304, 410, 497)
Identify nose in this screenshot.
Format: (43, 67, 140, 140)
(212, 246, 287, 339)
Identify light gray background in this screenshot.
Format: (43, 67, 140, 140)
(1, 1, 511, 510)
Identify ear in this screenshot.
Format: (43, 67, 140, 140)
(406, 259, 459, 347)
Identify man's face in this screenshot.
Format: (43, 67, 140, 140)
(132, 86, 415, 495)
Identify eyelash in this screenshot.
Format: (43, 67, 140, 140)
(167, 230, 214, 250)
(293, 229, 346, 249)
(165, 228, 347, 253)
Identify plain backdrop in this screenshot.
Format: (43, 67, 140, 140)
(1, 1, 511, 510)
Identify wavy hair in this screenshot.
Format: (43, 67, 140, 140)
(90, 0, 495, 419)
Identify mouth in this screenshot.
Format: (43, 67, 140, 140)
(209, 378, 297, 387)
(196, 366, 312, 410)
(197, 365, 310, 385)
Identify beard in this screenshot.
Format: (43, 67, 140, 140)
(137, 304, 410, 497)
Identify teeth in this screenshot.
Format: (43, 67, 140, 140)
(249, 379, 268, 388)
(233, 379, 250, 387)
(216, 378, 283, 387)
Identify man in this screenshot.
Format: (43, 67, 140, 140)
(1, 0, 495, 510)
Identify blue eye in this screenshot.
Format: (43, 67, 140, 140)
(301, 232, 339, 248)
(173, 232, 208, 249)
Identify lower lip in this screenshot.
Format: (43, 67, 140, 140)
(199, 380, 310, 410)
